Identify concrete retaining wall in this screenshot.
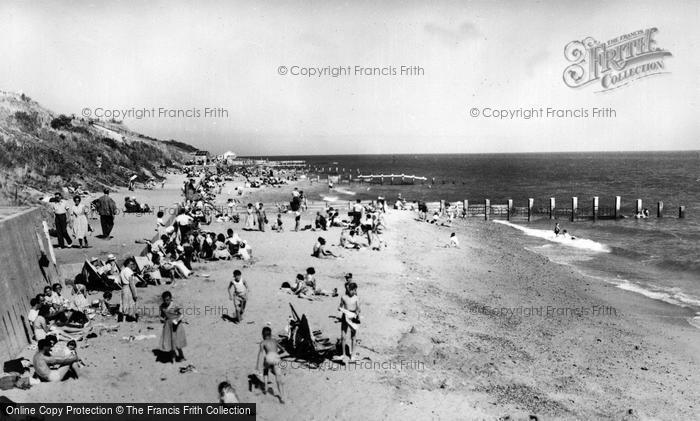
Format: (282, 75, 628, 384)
(0, 207, 60, 360)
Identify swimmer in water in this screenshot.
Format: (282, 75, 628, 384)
(562, 229, 576, 240)
(255, 326, 286, 403)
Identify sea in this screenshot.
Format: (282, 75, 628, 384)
(261, 152, 700, 327)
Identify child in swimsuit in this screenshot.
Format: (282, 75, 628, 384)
(255, 326, 286, 404)
(228, 270, 249, 322)
(339, 282, 360, 361)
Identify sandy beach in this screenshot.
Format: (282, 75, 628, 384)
(6, 175, 700, 420)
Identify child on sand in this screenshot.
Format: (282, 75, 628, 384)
(276, 214, 284, 232)
(448, 232, 460, 248)
(218, 381, 239, 403)
(64, 340, 86, 367)
(255, 326, 286, 403)
(339, 282, 360, 361)
(228, 270, 249, 322)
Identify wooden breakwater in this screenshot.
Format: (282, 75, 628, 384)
(425, 196, 687, 221)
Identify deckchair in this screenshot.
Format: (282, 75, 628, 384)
(82, 260, 120, 292)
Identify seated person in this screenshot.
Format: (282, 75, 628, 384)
(98, 291, 117, 316)
(161, 248, 192, 279)
(304, 267, 335, 296)
(28, 296, 42, 328)
(282, 274, 313, 298)
(200, 232, 216, 260)
(312, 237, 340, 258)
(314, 212, 328, 231)
(329, 209, 344, 227)
(448, 232, 460, 248)
(34, 306, 80, 342)
(148, 235, 169, 257)
(213, 234, 232, 260)
(142, 253, 165, 285)
(69, 284, 90, 313)
(225, 229, 242, 255)
(32, 339, 81, 382)
(234, 241, 251, 261)
(49, 283, 69, 311)
(93, 254, 121, 289)
(32, 305, 51, 341)
(339, 229, 363, 249)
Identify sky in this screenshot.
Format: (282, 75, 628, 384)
(0, 0, 698, 155)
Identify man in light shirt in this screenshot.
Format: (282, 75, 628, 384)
(51, 192, 72, 248)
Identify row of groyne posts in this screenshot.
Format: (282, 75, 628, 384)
(430, 197, 687, 221)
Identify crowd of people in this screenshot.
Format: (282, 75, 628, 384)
(26, 167, 426, 406)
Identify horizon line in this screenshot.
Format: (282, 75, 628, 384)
(234, 149, 700, 158)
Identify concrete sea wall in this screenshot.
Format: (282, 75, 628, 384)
(0, 207, 60, 360)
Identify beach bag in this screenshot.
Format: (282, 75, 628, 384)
(3, 358, 26, 374)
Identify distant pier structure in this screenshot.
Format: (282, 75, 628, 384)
(266, 160, 307, 168)
(310, 166, 428, 185)
(357, 174, 427, 185)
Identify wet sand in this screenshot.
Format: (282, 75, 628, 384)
(8, 175, 700, 420)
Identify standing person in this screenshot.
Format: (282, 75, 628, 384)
(70, 195, 89, 248)
(244, 203, 256, 230)
(255, 326, 286, 404)
(352, 199, 364, 227)
(51, 192, 72, 248)
(92, 189, 117, 239)
(228, 269, 249, 322)
(119, 259, 139, 322)
(338, 282, 360, 361)
(159, 291, 187, 363)
(275, 214, 284, 232)
(257, 203, 267, 232)
(174, 208, 193, 240)
(294, 211, 301, 232)
(300, 191, 307, 212)
(553, 223, 561, 236)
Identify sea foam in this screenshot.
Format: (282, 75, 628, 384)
(332, 187, 357, 196)
(494, 220, 612, 253)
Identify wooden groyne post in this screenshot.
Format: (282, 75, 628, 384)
(527, 198, 534, 221)
(571, 197, 578, 222)
(549, 198, 555, 219)
(679, 206, 686, 218)
(507, 199, 513, 221)
(636, 199, 642, 215)
(463, 200, 469, 218)
(485, 199, 490, 221)
(592, 196, 599, 221)
(657, 201, 664, 218)
(615, 196, 621, 219)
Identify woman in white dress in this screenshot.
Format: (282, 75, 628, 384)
(244, 203, 257, 230)
(70, 195, 89, 248)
